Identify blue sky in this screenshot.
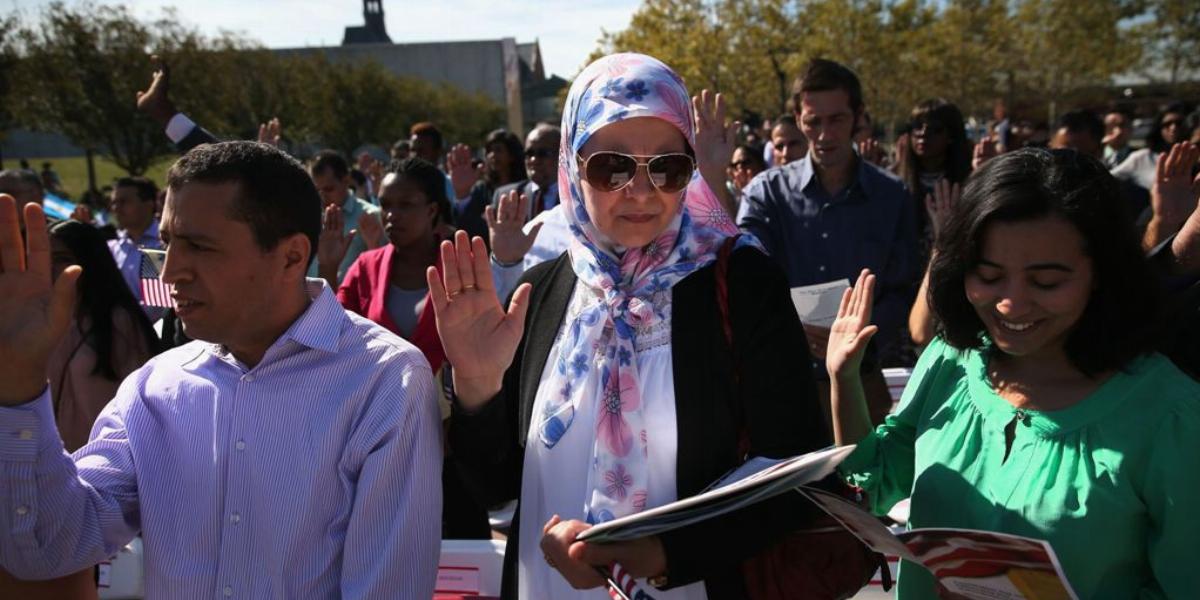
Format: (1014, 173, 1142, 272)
(7, 0, 644, 78)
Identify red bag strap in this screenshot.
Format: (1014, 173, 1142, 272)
(714, 235, 751, 458)
(714, 234, 739, 362)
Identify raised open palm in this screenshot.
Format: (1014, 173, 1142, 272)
(317, 204, 355, 270)
(486, 190, 543, 265)
(0, 195, 80, 405)
(1151, 142, 1200, 225)
(357, 211, 385, 250)
(826, 269, 877, 381)
(427, 231, 531, 409)
(447, 144, 481, 200)
(925, 179, 961, 241)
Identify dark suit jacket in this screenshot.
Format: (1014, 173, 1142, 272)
(453, 181, 497, 245)
(491, 180, 534, 222)
(449, 246, 831, 598)
(176, 123, 219, 153)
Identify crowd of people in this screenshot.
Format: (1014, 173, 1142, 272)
(0, 48, 1197, 600)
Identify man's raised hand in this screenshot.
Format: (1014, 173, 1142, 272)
(136, 55, 177, 128)
(257, 117, 282, 147)
(447, 144, 481, 200)
(486, 190, 542, 265)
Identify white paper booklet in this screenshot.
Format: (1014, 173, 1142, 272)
(577, 445, 855, 544)
(790, 279, 851, 327)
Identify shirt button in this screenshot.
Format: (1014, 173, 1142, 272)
(15, 505, 29, 516)
(18, 429, 33, 441)
(223, 585, 233, 597)
(230, 512, 241, 524)
(819, 265, 827, 272)
(235, 440, 246, 451)
(242, 374, 255, 383)
(821, 232, 829, 239)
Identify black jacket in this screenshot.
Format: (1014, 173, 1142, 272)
(450, 246, 830, 598)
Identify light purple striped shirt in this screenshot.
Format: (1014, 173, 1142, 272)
(0, 280, 442, 599)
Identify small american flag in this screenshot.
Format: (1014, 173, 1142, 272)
(139, 249, 174, 308)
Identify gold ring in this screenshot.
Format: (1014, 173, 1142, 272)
(462, 283, 477, 291)
(448, 290, 462, 298)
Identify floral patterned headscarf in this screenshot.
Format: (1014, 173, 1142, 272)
(540, 53, 749, 524)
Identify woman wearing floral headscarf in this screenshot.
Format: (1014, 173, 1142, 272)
(430, 54, 829, 599)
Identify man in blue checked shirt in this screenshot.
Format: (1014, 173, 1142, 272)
(0, 142, 442, 599)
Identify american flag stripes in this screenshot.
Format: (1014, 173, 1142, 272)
(604, 562, 656, 600)
(138, 250, 174, 308)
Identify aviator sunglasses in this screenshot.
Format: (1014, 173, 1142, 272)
(576, 151, 696, 194)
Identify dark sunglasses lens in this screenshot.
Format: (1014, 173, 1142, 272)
(585, 153, 637, 191)
(648, 155, 694, 192)
(912, 120, 945, 134)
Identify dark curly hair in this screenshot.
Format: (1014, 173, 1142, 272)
(387, 157, 451, 228)
(928, 148, 1160, 376)
(167, 141, 322, 267)
(484, 128, 526, 187)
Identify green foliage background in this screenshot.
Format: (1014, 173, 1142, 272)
(593, 0, 1199, 129)
(2, 2, 505, 178)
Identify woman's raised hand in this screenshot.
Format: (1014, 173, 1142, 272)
(427, 230, 532, 409)
(692, 89, 741, 215)
(826, 269, 877, 382)
(925, 178, 961, 241)
(972, 135, 998, 170)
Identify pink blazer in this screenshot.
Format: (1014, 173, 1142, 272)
(337, 244, 446, 373)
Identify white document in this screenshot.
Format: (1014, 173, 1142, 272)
(790, 279, 851, 328)
(577, 445, 855, 544)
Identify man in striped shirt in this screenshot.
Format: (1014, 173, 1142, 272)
(0, 141, 442, 598)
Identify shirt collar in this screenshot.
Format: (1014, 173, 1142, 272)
(282, 279, 345, 353)
(794, 154, 875, 200)
(528, 179, 557, 197)
(207, 279, 343, 363)
(342, 195, 360, 215)
(118, 220, 162, 248)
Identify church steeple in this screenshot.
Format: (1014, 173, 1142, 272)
(364, 0, 387, 38)
(343, 0, 392, 45)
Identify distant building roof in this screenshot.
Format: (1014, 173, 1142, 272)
(289, 1, 568, 134)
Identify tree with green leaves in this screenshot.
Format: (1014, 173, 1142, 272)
(9, 2, 216, 175)
(594, 0, 1173, 132)
(0, 17, 19, 169)
(1134, 0, 1200, 85)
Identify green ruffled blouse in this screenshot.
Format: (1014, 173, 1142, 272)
(840, 337, 1200, 599)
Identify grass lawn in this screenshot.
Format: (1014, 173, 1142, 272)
(10, 154, 173, 200)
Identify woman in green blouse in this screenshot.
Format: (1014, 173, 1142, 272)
(828, 148, 1199, 599)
